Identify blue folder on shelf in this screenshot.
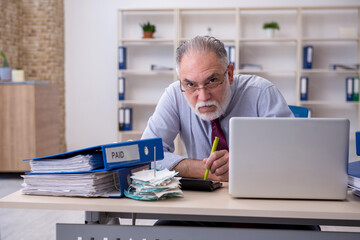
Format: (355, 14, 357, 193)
(303, 45, 313, 69)
(23, 138, 164, 174)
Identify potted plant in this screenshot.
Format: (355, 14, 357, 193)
(140, 21, 156, 39)
(262, 21, 280, 38)
(0, 51, 11, 81)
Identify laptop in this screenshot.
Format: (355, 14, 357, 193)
(229, 117, 349, 200)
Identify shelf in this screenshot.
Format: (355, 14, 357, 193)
(119, 69, 174, 75)
(119, 39, 174, 44)
(118, 7, 360, 156)
(118, 100, 158, 106)
(118, 130, 143, 135)
(238, 70, 296, 74)
(301, 69, 360, 73)
(179, 38, 236, 43)
(302, 37, 359, 42)
(300, 101, 360, 106)
(239, 38, 297, 42)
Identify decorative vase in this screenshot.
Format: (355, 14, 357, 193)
(0, 67, 12, 81)
(143, 31, 154, 39)
(265, 28, 275, 38)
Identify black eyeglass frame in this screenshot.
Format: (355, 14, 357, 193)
(179, 65, 230, 94)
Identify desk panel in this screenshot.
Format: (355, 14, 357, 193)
(1, 185, 360, 226)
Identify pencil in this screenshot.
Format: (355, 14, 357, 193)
(204, 136, 219, 180)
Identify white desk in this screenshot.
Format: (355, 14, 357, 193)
(1, 184, 360, 239)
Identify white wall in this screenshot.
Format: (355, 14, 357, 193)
(65, 0, 360, 151)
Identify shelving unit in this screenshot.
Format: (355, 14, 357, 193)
(117, 6, 360, 159)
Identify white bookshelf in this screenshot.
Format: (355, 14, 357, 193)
(117, 6, 360, 159)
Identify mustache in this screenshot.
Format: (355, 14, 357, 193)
(196, 100, 219, 109)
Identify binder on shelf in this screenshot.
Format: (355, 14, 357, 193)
(118, 77, 125, 100)
(124, 107, 132, 131)
(303, 45, 313, 69)
(225, 46, 236, 67)
(346, 77, 353, 101)
(118, 108, 125, 131)
(23, 138, 164, 173)
(118, 46, 126, 70)
(300, 76, 308, 101)
(353, 77, 359, 102)
(22, 163, 150, 198)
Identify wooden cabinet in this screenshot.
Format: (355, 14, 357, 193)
(0, 82, 60, 172)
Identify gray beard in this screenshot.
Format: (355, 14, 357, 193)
(188, 80, 232, 121)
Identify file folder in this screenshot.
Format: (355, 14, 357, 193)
(118, 46, 126, 70)
(303, 46, 313, 69)
(124, 107, 132, 131)
(24, 138, 164, 174)
(118, 77, 125, 100)
(353, 77, 359, 101)
(225, 46, 236, 67)
(346, 77, 353, 101)
(300, 76, 308, 101)
(118, 108, 125, 131)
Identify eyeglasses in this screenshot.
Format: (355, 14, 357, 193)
(180, 65, 229, 94)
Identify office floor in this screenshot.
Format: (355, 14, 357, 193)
(1, 174, 360, 240)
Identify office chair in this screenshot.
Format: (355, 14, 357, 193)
(288, 105, 310, 118)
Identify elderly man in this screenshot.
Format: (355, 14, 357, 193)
(142, 35, 293, 182)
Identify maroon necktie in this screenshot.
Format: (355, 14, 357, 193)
(210, 118, 228, 151)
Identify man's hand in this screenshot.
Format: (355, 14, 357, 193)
(173, 151, 229, 182)
(203, 150, 229, 182)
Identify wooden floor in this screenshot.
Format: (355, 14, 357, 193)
(1, 174, 360, 240)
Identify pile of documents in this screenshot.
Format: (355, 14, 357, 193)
(20, 138, 164, 198)
(348, 161, 360, 198)
(125, 169, 183, 200)
(29, 153, 104, 173)
(22, 171, 119, 197)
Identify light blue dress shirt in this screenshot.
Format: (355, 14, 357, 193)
(142, 74, 294, 170)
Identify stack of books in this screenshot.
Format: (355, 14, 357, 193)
(124, 168, 183, 200)
(21, 138, 164, 198)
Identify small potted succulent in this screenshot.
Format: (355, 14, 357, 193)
(140, 21, 156, 39)
(0, 51, 11, 81)
(262, 21, 280, 38)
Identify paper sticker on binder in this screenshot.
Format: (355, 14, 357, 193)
(346, 77, 353, 101)
(303, 46, 313, 69)
(300, 76, 308, 101)
(118, 77, 125, 100)
(118, 46, 126, 70)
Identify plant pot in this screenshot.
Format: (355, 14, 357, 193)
(143, 31, 154, 39)
(0, 67, 12, 81)
(265, 28, 275, 38)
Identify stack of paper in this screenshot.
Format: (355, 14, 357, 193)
(124, 169, 183, 200)
(29, 153, 104, 173)
(21, 171, 119, 197)
(348, 161, 360, 198)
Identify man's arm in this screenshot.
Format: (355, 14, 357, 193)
(174, 153, 229, 182)
(142, 83, 186, 170)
